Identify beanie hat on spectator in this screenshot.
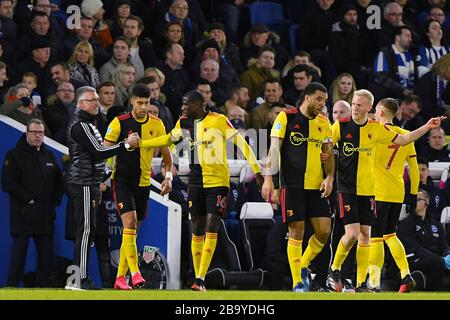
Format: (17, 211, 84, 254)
(208, 22, 226, 33)
(200, 39, 221, 55)
(115, 0, 131, 10)
(81, 0, 103, 18)
(230, 118, 245, 130)
(30, 38, 51, 51)
(339, 3, 357, 19)
(249, 23, 269, 33)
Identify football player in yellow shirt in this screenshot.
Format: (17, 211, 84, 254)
(139, 90, 263, 291)
(369, 98, 419, 292)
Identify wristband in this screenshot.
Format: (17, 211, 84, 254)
(165, 171, 173, 180)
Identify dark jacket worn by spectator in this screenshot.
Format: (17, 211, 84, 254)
(1, 134, 62, 236)
(42, 99, 76, 145)
(158, 62, 191, 118)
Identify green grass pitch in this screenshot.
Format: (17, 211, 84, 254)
(1, 289, 450, 300)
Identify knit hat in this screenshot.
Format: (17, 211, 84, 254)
(115, 0, 131, 10)
(339, 3, 357, 19)
(30, 38, 51, 51)
(249, 23, 269, 33)
(199, 39, 221, 55)
(208, 22, 226, 33)
(81, 0, 103, 18)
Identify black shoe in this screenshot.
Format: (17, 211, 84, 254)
(80, 277, 101, 290)
(399, 274, 416, 293)
(342, 278, 355, 293)
(326, 269, 342, 292)
(355, 283, 375, 293)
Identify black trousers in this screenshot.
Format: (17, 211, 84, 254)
(67, 184, 100, 280)
(410, 255, 446, 291)
(7, 234, 53, 287)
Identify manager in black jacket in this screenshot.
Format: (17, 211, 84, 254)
(64, 86, 140, 290)
(1, 119, 62, 287)
(398, 189, 450, 291)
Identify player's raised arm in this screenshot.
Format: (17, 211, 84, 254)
(393, 116, 447, 146)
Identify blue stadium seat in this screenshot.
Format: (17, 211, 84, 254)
(249, 1, 286, 26)
(289, 24, 299, 55)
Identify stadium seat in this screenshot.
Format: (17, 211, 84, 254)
(203, 219, 266, 289)
(440, 207, 450, 224)
(239, 202, 275, 272)
(289, 24, 299, 55)
(249, 1, 286, 26)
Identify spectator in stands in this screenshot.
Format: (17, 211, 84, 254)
(143, 67, 166, 101)
(0, 0, 17, 42)
(198, 59, 228, 107)
(397, 189, 450, 291)
(332, 100, 351, 123)
(123, 15, 157, 81)
(250, 78, 288, 131)
(371, 25, 416, 102)
(417, 19, 450, 78)
(33, 0, 65, 43)
(328, 73, 356, 109)
(214, 0, 247, 44)
(68, 41, 101, 88)
(196, 80, 218, 113)
(17, 10, 64, 62)
(393, 0, 419, 29)
(282, 50, 322, 81)
(329, 3, 370, 88)
(107, 0, 131, 39)
(208, 22, 244, 75)
(42, 81, 76, 144)
(15, 39, 53, 99)
(414, 53, 450, 133)
(283, 64, 313, 107)
(21, 72, 42, 111)
(99, 37, 131, 83)
(97, 81, 120, 117)
(241, 46, 279, 102)
(351, 0, 372, 32)
(0, 84, 50, 136)
(155, 0, 202, 63)
(419, 126, 450, 161)
(158, 43, 191, 118)
(394, 95, 425, 131)
(0, 61, 8, 104)
(1, 118, 62, 287)
(417, 156, 449, 219)
(47, 62, 85, 99)
(111, 62, 135, 108)
(63, 16, 109, 68)
(81, 0, 112, 49)
(427, 5, 450, 45)
(240, 23, 290, 73)
(296, 0, 337, 86)
(190, 39, 239, 87)
(155, 21, 188, 63)
(220, 84, 252, 129)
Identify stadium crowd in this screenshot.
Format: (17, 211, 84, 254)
(1, 0, 450, 292)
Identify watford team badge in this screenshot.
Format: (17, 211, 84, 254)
(118, 202, 124, 210)
(189, 201, 193, 208)
(344, 205, 351, 212)
(287, 209, 294, 217)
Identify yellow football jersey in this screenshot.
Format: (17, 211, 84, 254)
(170, 112, 238, 188)
(271, 109, 332, 189)
(105, 112, 166, 187)
(374, 124, 419, 203)
(332, 119, 398, 196)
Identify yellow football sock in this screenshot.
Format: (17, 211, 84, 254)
(368, 238, 384, 289)
(197, 232, 218, 280)
(122, 228, 139, 274)
(191, 234, 205, 278)
(331, 239, 352, 271)
(384, 233, 410, 278)
(301, 234, 326, 269)
(356, 243, 370, 287)
(287, 238, 303, 287)
(116, 242, 129, 278)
